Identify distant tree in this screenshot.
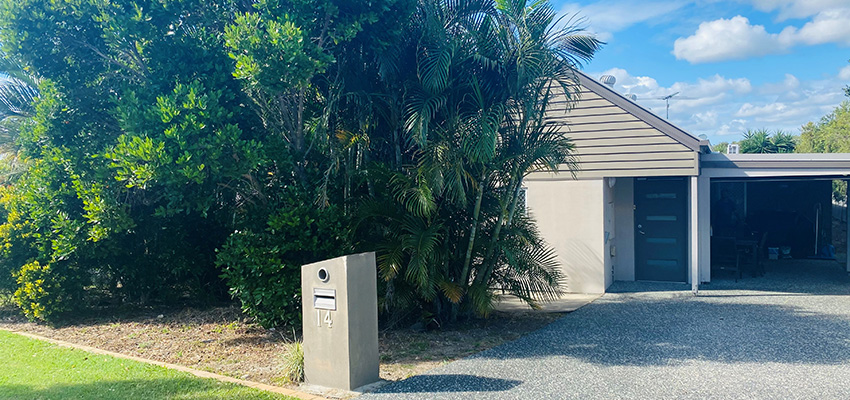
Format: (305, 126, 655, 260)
(739, 129, 775, 153)
(845, 60, 849, 98)
(771, 130, 796, 153)
(711, 141, 730, 153)
(738, 128, 796, 154)
(798, 101, 850, 202)
(798, 102, 850, 153)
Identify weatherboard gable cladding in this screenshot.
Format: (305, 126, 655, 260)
(531, 72, 701, 180)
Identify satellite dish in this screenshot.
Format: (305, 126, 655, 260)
(626, 93, 637, 101)
(599, 75, 616, 87)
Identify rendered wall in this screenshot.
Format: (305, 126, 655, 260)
(525, 179, 606, 293)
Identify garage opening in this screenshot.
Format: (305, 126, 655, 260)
(709, 177, 847, 284)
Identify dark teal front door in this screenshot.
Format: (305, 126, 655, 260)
(635, 177, 688, 282)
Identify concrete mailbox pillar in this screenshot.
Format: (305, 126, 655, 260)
(301, 252, 379, 391)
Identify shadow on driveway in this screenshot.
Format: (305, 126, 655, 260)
(469, 295, 850, 366)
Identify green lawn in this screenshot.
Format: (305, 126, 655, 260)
(0, 330, 298, 400)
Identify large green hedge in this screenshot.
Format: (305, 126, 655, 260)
(0, 0, 599, 327)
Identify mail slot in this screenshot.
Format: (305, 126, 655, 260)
(313, 288, 336, 310)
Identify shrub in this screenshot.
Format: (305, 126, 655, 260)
(281, 340, 304, 384)
(12, 261, 81, 321)
(217, 205, 349, 329)
(0, 261, 14, 299)
(217, 230, 300, 328)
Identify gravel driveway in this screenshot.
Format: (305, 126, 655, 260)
(362, 260, 850, 399)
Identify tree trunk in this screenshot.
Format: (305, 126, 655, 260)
(459, 169, 488, 286)
(394, 127, 403, 171)
(505, 175, 525, 228)
(474, 176, 518, 287)
(454, 169, 488, 322)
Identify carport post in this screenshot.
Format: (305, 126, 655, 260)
(846, 180, 850, 273)
(690, 176, 699, 294)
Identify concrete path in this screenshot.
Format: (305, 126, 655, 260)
(493, 293, 601, 313)
(363, 260, 850, 399)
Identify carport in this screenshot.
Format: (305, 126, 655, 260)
(697, 153, 850, 286)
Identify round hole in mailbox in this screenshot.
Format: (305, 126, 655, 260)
(317, 267, 330, 283)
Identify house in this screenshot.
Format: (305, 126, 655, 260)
(525, 71, 850, 294)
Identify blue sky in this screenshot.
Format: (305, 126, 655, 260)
(554, 0, 850, 144)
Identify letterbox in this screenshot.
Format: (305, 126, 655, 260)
(301, 252, 379, 391)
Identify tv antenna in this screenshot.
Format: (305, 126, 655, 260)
(652, 92, 698, 119)
(660, 92, 679, 119)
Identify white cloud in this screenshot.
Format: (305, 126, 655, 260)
(716, 119, 749, 136)
(735, 102, 789, 117)
(748, 0, 848, 20)
(586, 67, 848, 143)
(676, 75, 753, 97)
(839, 65, 850, 81)
(673, 8, 850, 63)
(559, 1, 687, 41)
(555, 0, 849, 60)
(690, 110, 719, 130)
(672, 16, 789, 63)
(790, 8, 850, 46)
(759, 73, 800, 95)
(601, 69, 751, 109)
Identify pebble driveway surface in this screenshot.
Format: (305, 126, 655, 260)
(363, 260, 850, 399)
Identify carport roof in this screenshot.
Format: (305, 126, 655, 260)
(701, 153, 850, 179)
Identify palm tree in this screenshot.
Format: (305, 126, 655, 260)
(739, 129, 776, 154)
(771, 130, 796, 153)
(471, 0, 599, 291)
(739, 128, 797, 154)
(0, 54, 40, 182)
(365, 0, 601, 322)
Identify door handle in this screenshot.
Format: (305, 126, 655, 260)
(639, 230, 645, 235)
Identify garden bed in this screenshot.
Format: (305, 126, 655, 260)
(0, 304, 563, 387)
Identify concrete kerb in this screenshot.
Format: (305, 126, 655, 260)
(0, 328, 330, 400)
